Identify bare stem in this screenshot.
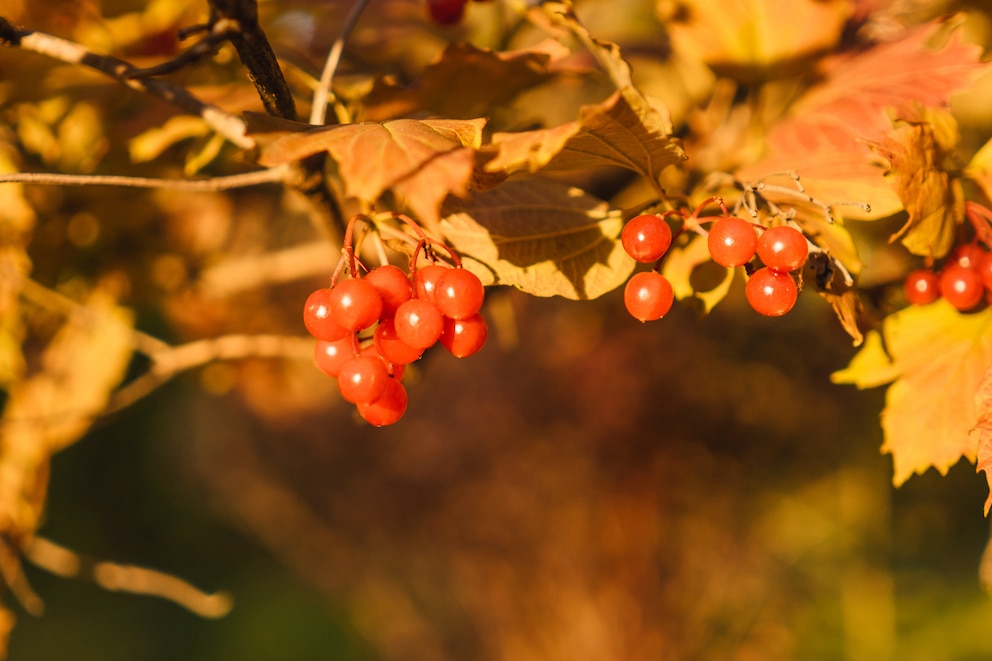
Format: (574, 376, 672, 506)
(0, 166, 292, 190)
(310, 0, 374, 126)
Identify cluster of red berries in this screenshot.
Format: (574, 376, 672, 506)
(904, 243, 992, 312)
(303, 255, 487, 427)
(620, 203, 810, 321)
(425, 0, 491, 25)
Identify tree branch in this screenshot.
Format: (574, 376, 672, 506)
(0, 166, 292, 190)
(207, 0, 297, 121)
(0, 16, 253, 150)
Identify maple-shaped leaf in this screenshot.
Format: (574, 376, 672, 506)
(440, 179, 631, 300)
(485, 89, 686, 185)
(661, 234, 734, 314)
(832, 300, 992, 486)
(358, 41, 562, 123)
(974, 366, 992, 515)
(257, 118, 486, 226)
(739, 20, 989, 219)
(660, 0, 851, 80)
(870, 107, 964, 258)
(0, 288, 134, 539)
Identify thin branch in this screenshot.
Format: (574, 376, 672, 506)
(207, 0, 297, 120)
(24, 537, 233, 619)
(124, 19, 237, 79)
(310, 0, 373, 126)
(0, 166, 292, 191)
(0, 17, 253, 150)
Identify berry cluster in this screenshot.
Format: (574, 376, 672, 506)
(904, 243, 992, 312)
(620, 199, 811, 321)
(425, 0, 491, 25)
(304, 218, 487, 426)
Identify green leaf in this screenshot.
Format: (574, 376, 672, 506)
(832, 300, 992, 486)
(440, 179, 632, 300)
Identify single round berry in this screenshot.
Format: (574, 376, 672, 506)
(939, 263, 984, 311)
(303, 288, 348, 341)
(394, 299, 444, 349)
(411, 264, 449, 302)
(365, 265, 413, 317)
(707, 217, 758, 267)
(426, 0, 466, 25)
(374, 318, 424, 365)
(623, 271, 675, 322)
(337, 355, 389, 404)
(313, 335, 356, 378)
(756, 225, 808, 273)
(435, 268, 485, 320)
(950, 243, 987, 270)
(328, 278, 383, 331)
(904, 269, 940, 305)
(745, 267, 798, 317)
(357, 378, 408, 427)
(621, 214, 673, 263)
(440, 313, 488, 358)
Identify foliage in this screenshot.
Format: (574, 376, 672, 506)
(1, 0, 992, 657)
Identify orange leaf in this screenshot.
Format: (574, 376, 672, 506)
(257, 118, 486, 226)
(833, 301, 992, 487)
(975, 366, 992, 515)
(440, 179, 631, 300)
(485, 89, 686, 184)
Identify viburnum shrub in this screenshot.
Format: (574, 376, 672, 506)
(302, 213, 489, 426)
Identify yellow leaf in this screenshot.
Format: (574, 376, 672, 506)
(975, 366, 992, 515)
(834, 301, 992, 486)
(661, 234, 734, 314)
(440, 180, 631, 300)
(129, 115, 211, 163)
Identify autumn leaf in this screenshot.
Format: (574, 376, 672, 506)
(257, 118, 486, 226)
(832, 300, 992, 486)
(739, 20, 989, 219)
(660, 0, 851, 80)
(0, 287, 134, 540)
(440, 179, 631, 300)
(975, 366, 992, 515)
(661, 234, 734, 314)
(485, 89, 686, 185)
(870, 107, 964, 258)
(358, 41, 562, 123)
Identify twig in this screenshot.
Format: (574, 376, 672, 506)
(309, 0, 373, 126)
(24, 537, 233, 619)
(0, 17, 253, 150)
(124, 19, 238, 79)
(0, 166, 292, 190)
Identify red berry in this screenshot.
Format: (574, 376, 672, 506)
(756, 225, 808, 272)
(374, 318, 424, 365)
(745, 267, 797, 317)
(440, 314, 488, 358)
(939, 263, 984, 311)
(621, 214, 673, 263)
(394, 299, 444, 349)
(337, 355, 389, 404)
(951, 243, 986, 270)
(360, 343, 406, 381)
(357, 378, 408, 427)
(435, 268, 485, 320)
(707, 217, 758, 267)
(426, 0, 466, 24)
(303, 288, 348, 341)
(623, 271, 675, 322)
(411, 264, 449, 302)
(904, 269, 940, 305)
(328, 278, 383, 331)
(313, 335, 356, 377)
(365, 265, 412, 317)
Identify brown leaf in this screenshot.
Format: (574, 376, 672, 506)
(440, 179, 632, 300)
(485, 89, 686, 184)
(358, 41, 561, 123)
(870, 108, 964, 258)
(832, 301, 992, 486)
(257, 118, 486, 226)
(975, 366, 992, 515)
